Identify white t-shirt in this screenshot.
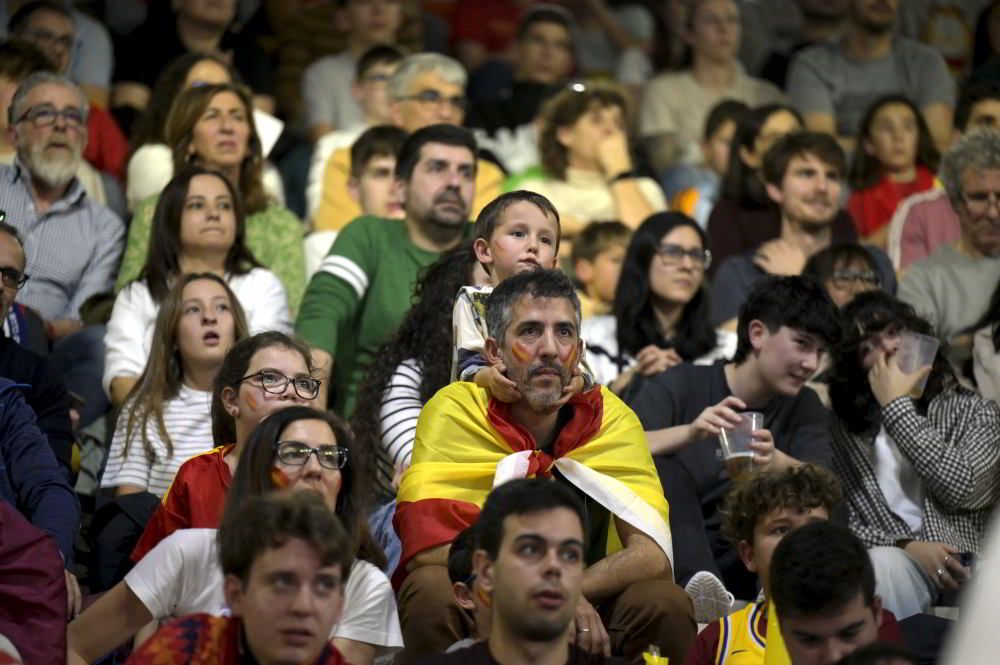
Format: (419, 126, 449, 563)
(125, 529, 403, 655)
(103, 267, 292, 395)
(870, 426, 925, 533)
(100, 385, 213, 497)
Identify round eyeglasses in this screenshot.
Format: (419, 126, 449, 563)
(236, 370, 321, 399)
(274, 441, 349, 470)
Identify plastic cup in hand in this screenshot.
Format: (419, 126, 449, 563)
(719, 411, 763, 480)
(896, 331, 939, 398)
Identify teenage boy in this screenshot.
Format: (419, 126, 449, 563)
(770, 522, 904, 665)
(626, 275, 839, 617)
(685, 464, 842, 664)
(572, 221, 632, 319)
(347, 125, 408, 219)
(445, 525, 491, 652)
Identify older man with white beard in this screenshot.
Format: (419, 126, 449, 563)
(0, 71, 123, 427)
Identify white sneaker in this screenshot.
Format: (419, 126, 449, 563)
(685, 571, 735, 624)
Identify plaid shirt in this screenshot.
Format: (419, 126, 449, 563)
(0, 161, 124, 322)
(832, 386, 1000, 554)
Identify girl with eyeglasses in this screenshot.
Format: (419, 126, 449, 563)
(101, 273, 249, 500)
(582, 212, 735, 393)
(69, 407, 401, 665)
(803, 244, 887, 310)
(130, 331, 319, 562)
(104, 167, 291, 408)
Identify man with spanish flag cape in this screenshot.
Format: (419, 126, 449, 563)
(392, 269, 696, 665)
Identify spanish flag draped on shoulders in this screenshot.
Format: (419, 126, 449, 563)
(393, 382, 672, 587)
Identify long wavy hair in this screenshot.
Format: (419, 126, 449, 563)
(849, 94, 940, 191)
(129, 52, 239, 159)
(613, 212, 717, 360)
(973, 280, 1000, 352)
(121, 273, 250, 464)
(165, 82, 268, 213)
(721, 103, 803, 207)
(224, 405, 386, 570)
(350, 241, 480, 490)
(828, 291, 955, 435)
(138, 166, 260, 304)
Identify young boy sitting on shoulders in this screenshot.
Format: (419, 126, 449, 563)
(572, 220, 632, 320)
(452, 190, 592, 400)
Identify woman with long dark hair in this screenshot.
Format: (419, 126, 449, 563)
(973, 280, 1000, 403)
(104, 167, 290, 407)
(102, 273, 249, 498)
(828, 291, 1000, 620)
(69, 407, 400, 665)
(583, 212, 734, 393)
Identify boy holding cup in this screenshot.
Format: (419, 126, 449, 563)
(828, 291, 997, 620)
(625, 276, 840, 623)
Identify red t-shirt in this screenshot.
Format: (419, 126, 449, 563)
(450, 1, 522, 52)
(84, 105, 128, 180)
(131, 445, 234, 561)
(848, 166, 935, 238)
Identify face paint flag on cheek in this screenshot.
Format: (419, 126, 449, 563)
(511, 341, 533, 363)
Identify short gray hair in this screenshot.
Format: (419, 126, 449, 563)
(387, 53, 467, 102)
(8, 71, 89, 127)
(941, 128, 1000, 209)
(485, 269, 581, 347)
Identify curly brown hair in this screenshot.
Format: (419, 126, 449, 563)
(538, 83, 628, 180)
(720, 465, 842, 545)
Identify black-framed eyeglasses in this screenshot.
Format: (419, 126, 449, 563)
(0, 267, 28, 290)
(16, 105, 85, 128)
(656, 243, 711, 269)
(274, 441, 349, 470)
(962, 191, 1000, 215)
(397, 90, 468, 112)
(23, 28, 73, 50)
(237, 370, 321, 399)
(831, 269, 880, 290)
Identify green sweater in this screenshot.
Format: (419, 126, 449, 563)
(116, 195, 306, 313)
(296, 215, 470, 417)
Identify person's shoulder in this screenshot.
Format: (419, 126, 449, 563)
(306, 51, 355, 74)
(255, 203, 302, 228)
(415, 640, 491, 665)
(148, 613, 232, 647)
(581, 313, 617, 338)
(567, 644, 630, 665)
(160, 527, 216, 549)
(892, 35, 947, 62)
(715, 252, 759, 280)
(174, 445, 231, 476)
(790, 40, 841, 67)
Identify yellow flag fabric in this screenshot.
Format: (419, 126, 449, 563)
(764, 601, 792, 665)
(393, 382, 671, 584)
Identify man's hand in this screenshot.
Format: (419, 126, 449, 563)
(635, 345, 683, 376)
(753, 239, 807, 276)
(47, 319, 84, 341)
(902, 541, 969, 592)
(686, 396, 747, 445)
(474, 364, 522, 403)
(569, 597, 611, 656)
(66, 569, 82, 618)
(595, 130, 633, 180)
(868, 352, 931, 407)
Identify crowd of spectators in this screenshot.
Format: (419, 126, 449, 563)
(0, 1, 998, 664)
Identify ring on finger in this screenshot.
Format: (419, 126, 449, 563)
(936, 568, 946, 577)
(943, 555, 950, 564)
(580, 628, 591, 633)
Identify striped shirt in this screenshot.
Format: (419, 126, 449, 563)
(0, 161, 124, 321)
(375, 359, 424, 495)
(101, 385, 214, 497)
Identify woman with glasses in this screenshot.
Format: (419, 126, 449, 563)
(582, 212, 735, 392)
(517, 83, 667, 240)
(130, 331, 320, 562)
(69, 407, 402, 665)
(101, 273, 249, 500)
(803, 244, 886, 309)
(104, 167, 291, 407)
(116, 81, 306, 312)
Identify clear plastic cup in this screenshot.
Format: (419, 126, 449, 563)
(896, 331, 939, 398)
(719, 411, 763, 480)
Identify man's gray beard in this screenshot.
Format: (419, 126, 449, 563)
(508, 362, 571, 412)
(24, 142, 80, 189)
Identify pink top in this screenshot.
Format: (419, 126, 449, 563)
(886, 188, 962, 271)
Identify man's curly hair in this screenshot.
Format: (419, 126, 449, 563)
(721, 465, 842, 545)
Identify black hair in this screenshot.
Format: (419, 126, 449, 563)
(973, 1, 1000, 70)
(721, 103, 803, 207)
(835, 643, 918, 665)
(762, 131, 847, 186)
(828, 291, 954, 435)
(571, 220, 631, 264)
(613, 212, 718, 360)
(8, 1, 71, 33)
(473, 190, 561, 268)
(770, 521, 876, 619)
(485, 268, 581, 345)
(350, 241, 480, 493)
(0, 38, 55, 81)
(349, 124, 408, 179)
(355, 43, 406, 80)
(395, 123, 478, 182)
(849, 95, 939, 191)
(447, 524, 479, 585)
(732, 276, 840, 364)
(973, 279, 1000, 353)
(477, 478, 587, 560)
(955, 81, 1000, 132)
(802, 244, 878, 285)
(704, 99, 750, 141)
(517, 5, 574, 41)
